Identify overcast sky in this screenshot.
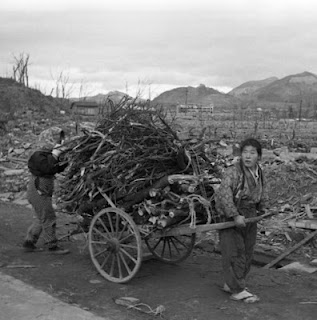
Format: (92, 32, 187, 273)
(1, 0, 317, 98)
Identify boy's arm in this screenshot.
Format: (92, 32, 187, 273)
(35, 152, 67, 176)
(215, 168, 240, 219)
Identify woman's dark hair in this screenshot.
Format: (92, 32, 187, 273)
(240, 138, 262, 158)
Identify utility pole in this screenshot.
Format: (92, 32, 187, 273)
(298, 99, 302, 122)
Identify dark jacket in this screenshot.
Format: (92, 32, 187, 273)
(28, 150, 67, 178)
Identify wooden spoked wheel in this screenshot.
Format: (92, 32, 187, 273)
(88, 208, 143, 283)
(144, 233, 196, 264)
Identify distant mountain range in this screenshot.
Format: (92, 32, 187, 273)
(74, 71, 317, 113)
(151, 71, 317, 117)
(1, 71, 317, 119)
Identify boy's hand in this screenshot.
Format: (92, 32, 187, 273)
(52, 144, 66, 159)
(234, 215, 246, 227)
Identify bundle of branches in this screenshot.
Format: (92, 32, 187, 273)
(57, 99, 220, 225)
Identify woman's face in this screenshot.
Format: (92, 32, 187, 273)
(241, 145, 259, 169)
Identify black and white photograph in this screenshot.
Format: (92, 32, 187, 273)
(0, 0, 317, 319)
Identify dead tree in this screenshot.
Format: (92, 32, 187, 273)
(51, 70, 74, 99)
(12, 53, 30, 86)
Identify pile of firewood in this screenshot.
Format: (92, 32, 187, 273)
(57, 100, 222, 228)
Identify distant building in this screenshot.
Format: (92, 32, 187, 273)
(176, 103, 214, 117)
(70, 101, 100, 117)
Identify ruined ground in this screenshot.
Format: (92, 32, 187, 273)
(1, 122, 317, 320)
(1, 78, 317, 319)
(0, 201, 316, 320)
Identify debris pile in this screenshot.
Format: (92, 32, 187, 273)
(256, 156, 317, 262)
(263, 160, 317, 208)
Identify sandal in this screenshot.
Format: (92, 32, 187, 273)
(230, 289, 260, 303)
(221, 284, 248, 294)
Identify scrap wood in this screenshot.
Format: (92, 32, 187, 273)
(284, 232, 292, 242)
(58, 102, 221, 225)
(7, 156, 28, 163)
(306, 166, 317, 176)
(288, 220, 317, 230)
(263, 229, 317, 269)
(114, 296, 140, 307)
(280, 261, 317, 273)
(304, 204, 314, 219)
(281, 211, 306, 222)
(302, 193, 313, 202)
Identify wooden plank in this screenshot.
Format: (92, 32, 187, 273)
(288, 220, 317, 230)
(263, 229, 317, 269)
(160, 211, 274, 237)
(304, 204, 314, 219)
(7, 156, 28, 163)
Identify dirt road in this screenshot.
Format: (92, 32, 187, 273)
(0, 202, 316, 320)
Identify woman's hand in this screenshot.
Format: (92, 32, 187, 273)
(234, 215, 246, 227)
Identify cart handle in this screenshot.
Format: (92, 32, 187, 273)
(159, 211, 275, 237)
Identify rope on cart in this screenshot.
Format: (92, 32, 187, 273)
(186, 194, 212, 228)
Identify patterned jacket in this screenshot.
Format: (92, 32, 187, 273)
(214, 160, 268, 220)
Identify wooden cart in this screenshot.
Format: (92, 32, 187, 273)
(87, 174, 271, 283)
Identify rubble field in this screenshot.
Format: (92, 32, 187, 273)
(1, 116, 317, 269)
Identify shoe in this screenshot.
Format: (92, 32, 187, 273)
(23, 240, 44, 252)
(230, 289, 260, 303)
(48, 245, 70, 255)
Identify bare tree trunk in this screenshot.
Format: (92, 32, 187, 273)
(12, 53, 30, 86)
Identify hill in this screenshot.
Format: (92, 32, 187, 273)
(0, 77, 66, 118)
(153, 84, 219, 104)
(71, 90, 148, 105)
(71, 90, 128, 104)
(226, 72, 317, 118)
(252, 71, 317, 103)
(229, 77, 278, 97)
(152, 84, 240, 111)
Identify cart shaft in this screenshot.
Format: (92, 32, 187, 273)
(158, 211, 274, 237)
